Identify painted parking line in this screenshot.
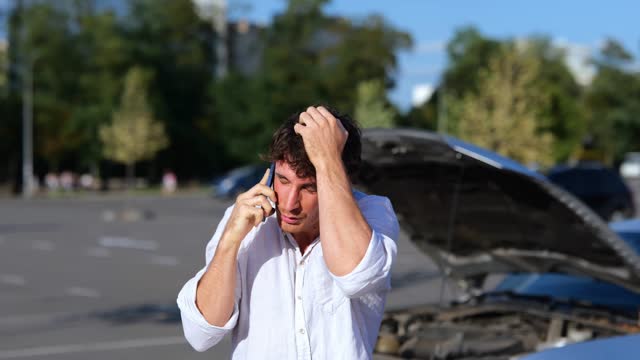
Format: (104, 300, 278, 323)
(0, 274, 26, 286)
(65, 287, 100, 298)
(0, 336, 186, 359)
(98, 236, 158, 251)
(149, 255, 179, 266)
(86, 247, 111, 258)
(31, 240, 54, 252)
(0, 312, 72, 326)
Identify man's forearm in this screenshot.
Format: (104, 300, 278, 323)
(195, 234, 241, 327)
(316, 158, 372, 276)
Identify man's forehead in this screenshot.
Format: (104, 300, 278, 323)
(275, 160, 316, 183)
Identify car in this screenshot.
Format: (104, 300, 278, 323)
(211, 164, 266, 199)
(355, 129, 640, 360)
(546, 162, 635, 221)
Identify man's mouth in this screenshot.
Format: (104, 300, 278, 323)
(280, 214, 301, 225)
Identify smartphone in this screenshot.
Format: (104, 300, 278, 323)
(263, 162, 276, 222)
(266, 162, 275, 188)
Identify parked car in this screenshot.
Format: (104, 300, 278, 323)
(355, 129, 640, 360)
(546, 162, 635, 221)
(211, 164, 266, 199)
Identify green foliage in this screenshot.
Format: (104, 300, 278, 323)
(211, 1, 411, 163)
(451, 47, 555, 166)
(584, 40, 640, 163)
(3, 0, 410, 185)
(99, 67, 169, 167)
(354, 79, 395, 128)
(410, 28, 589, 165)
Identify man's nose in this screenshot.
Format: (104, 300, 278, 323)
(283, 188, 301, 213)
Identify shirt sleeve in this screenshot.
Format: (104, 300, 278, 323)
(176, 205, 242, 352)
(331, 195, 399, 298)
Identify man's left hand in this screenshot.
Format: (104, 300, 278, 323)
(294, 106, 348, 168)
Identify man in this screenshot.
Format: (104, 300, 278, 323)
(177, 106, 399, 359)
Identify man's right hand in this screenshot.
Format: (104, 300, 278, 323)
(221, 168, 276, 247)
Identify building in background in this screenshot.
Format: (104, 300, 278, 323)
(195, 0, 264, 77)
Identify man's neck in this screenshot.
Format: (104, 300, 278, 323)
(291, 232, 318, 255)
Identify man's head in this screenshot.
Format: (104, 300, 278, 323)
(265, 106, 362, 242)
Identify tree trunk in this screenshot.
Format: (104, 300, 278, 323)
(126, 163, 135, 190)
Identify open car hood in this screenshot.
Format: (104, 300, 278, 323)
(357, 129, 640, 293)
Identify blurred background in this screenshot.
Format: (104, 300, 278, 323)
(0, 0, 639, 359)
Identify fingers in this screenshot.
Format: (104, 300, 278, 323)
(259, 167, 270, 186)
(298, 111, 316, 127)
(239, 203, 265, 227)
(315, 106, 333, 120)
(246, 194, 274, 218)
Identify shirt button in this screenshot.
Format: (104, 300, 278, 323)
(299, 329, 305, 335)
(297, 295, 302, 300)
(299, 260, 305, 266)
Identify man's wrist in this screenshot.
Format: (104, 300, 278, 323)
(313, 154, 345, 176)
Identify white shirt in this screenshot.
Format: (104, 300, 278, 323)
(177, 191, 399, 359)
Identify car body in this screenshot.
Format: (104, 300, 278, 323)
(211, 164, 266, 199)
(546, 162, 635, 221)
(355, 129, 640, 360)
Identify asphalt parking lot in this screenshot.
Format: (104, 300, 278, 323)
(0, 194, 455, 359)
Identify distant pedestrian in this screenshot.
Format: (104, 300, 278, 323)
(44, 172, 59, 192)
(59, 171, 74, 192)
(162, 170, 177, 195)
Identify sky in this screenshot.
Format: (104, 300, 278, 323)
(230, 0, 640, 110)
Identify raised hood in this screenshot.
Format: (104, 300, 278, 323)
(356, 129, 640, 293)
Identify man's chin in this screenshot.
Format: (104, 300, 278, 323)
(278, 221, 301, 234)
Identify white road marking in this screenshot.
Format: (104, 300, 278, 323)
(0, 336, 186, 359)
(0, 274, 26, 286)
(65, 287, 100, 298)
(0, 312, 71, 326)
(101, 210, 116, 222)
(149, 255, 179, 266)
(31, 240, 54, 252)
(86, 247, 111, 258)
(98, 236, 158, 251)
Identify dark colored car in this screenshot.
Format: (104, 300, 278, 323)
(546, 162, 635, 221)
(211, 164, 266, 199)
(355, 129, 640, 360)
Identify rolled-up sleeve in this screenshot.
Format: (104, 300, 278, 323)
(331, 195, 399, 298)
(176, 206, 242, 352)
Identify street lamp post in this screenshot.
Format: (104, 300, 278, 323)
(21, 56, 34, 198)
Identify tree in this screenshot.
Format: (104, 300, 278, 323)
(585, 39, 640, 163)
(354, 79, 395, 128)
(211, 0, 411, 165)
(99, 67, 169, 187)
(452, 47, 554, 166)
(125, 0, 214, 179)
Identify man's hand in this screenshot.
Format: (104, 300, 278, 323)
(222, 168, 276, 247)
(294, 106, 348, 168)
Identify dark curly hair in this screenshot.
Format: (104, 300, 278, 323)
(264, 105, 362, 181)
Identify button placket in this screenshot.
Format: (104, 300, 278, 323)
(293, 251, 311, 359)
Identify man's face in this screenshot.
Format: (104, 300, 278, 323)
(273, 160, 319, 244)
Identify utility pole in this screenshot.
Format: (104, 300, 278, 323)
(20, 0, 34, 198)
(21, 56, 33, 198)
